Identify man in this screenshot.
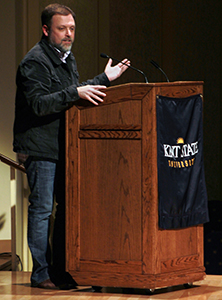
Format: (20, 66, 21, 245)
(13, 3, 129, 289)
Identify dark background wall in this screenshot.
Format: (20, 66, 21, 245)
(16, 0, 221, 201)
(107, 0, 221, 201)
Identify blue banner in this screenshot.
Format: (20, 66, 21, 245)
(157, 94, 209, 229)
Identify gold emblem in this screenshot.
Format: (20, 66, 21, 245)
(177, 137, 184, 144)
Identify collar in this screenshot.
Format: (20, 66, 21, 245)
(53, 47, 71, 63)
(39, 38, 74, 66)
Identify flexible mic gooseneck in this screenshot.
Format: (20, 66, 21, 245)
(150, 59, 170, 82)
(100, 53, 149, 83)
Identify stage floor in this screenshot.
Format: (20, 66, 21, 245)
(0, 271, 222, 299)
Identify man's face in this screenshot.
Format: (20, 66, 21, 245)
(47, 14, 75, 52)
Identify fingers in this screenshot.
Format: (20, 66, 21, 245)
(77, 85, 107, 105)
(119, 59, 130, 72)
(104, 58, 130, 81)
(120, 58, 130, 67)
(86, 88, 106, 105)
(106, 58, 130, 70)
(107, 58, 113, 67)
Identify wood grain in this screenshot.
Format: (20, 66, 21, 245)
(66, 82, 205, 290)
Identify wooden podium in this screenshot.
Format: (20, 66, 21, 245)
(65, 82, 206, 291)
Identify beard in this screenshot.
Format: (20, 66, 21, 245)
(50, 37, 73, 53)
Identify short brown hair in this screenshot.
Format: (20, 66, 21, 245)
(41, 3, 76, 29)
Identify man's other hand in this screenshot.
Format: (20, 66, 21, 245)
(77, 85, 107, 105)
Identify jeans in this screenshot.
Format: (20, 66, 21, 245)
(25, 158, 57, 286)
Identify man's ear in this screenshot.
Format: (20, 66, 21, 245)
(42, 25, 49, 37)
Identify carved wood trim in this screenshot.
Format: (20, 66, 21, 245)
(79, 130, 141, 139)
(161, 254, 200, 273)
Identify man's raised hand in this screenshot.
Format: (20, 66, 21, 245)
(104, 58, 130, 82)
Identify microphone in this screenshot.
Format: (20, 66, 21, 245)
(100, 53, 148, 83)
(150, 59, 169, 82)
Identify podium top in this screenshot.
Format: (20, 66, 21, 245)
(107, 81, 204, 88)
(74, 81, 204, 110)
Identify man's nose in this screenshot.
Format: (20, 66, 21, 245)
(66, 28, 72, 36)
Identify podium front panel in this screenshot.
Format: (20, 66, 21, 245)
(66, 83, 206, 290)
